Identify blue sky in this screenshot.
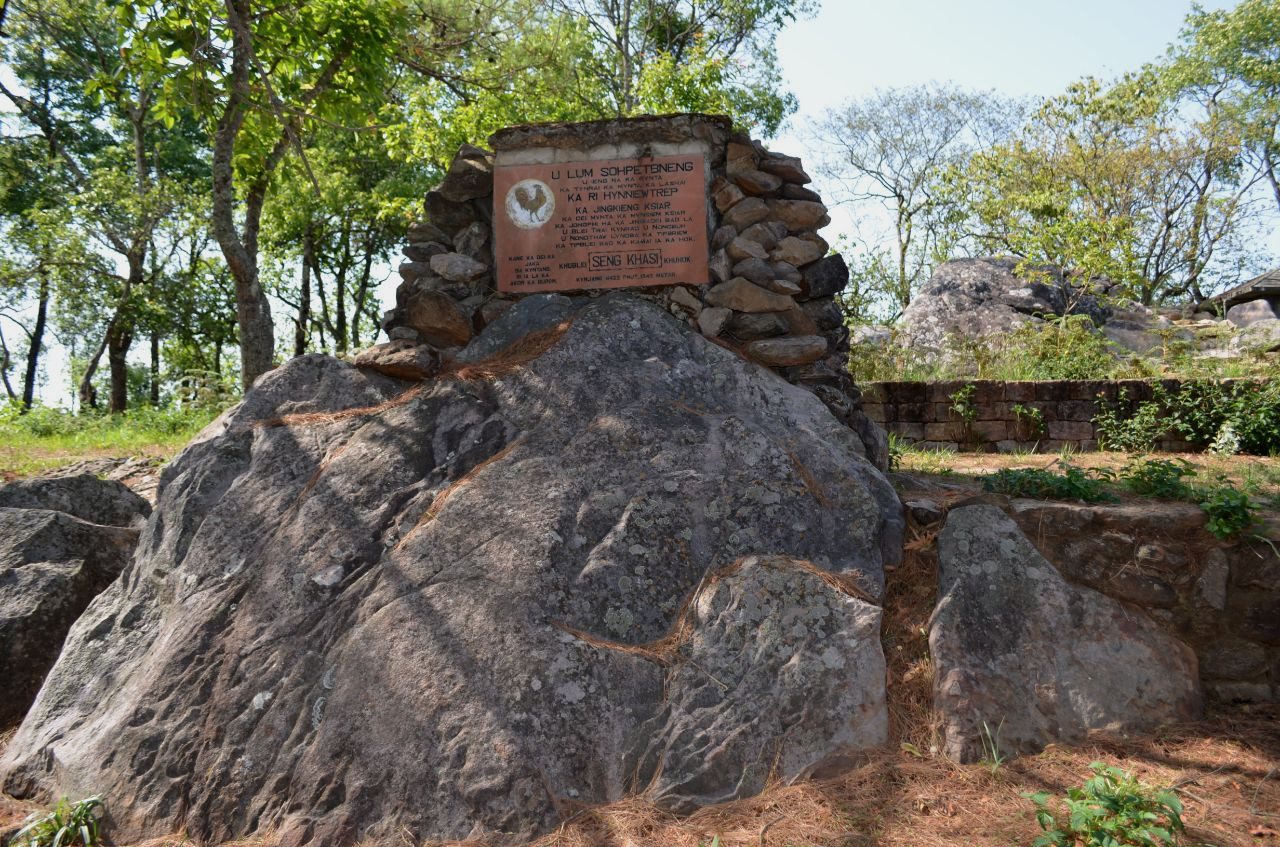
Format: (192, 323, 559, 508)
(775, 0, 1228, 123)
(764, 0, 1276, 292)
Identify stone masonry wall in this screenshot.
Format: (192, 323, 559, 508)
(366, 114, 887, 465)
(863, 378, 1262, 453)
(1004, 499, 1280, 703)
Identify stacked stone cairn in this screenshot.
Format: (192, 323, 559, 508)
(371, 116, 871, 448)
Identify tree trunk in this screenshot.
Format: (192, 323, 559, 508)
(211, 0, 278, 392)
(21, 269, 49, 411)
(295, 226, 314, 357)
(106, 322, 132, 413)
(150, 331, 160, 405)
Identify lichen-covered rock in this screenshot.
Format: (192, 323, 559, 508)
(626, 556, 887, 812)
(0, 507, 140, 727)
(930, 504, 1202, 763)
(1, 295, 901, 846)
(0, 474, 150, 528)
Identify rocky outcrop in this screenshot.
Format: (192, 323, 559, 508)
(0, 474, 150, 527)
(0, 475, 149, 728)
(929, 504, 1202, 763)
(0, 295, 902, 846)
(896, 257, 1110, 353)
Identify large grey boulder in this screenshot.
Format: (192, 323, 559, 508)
(625, 556, 887, 812)
(0, 507, 141, 728)
(898, 257, 1109, 353)
(929, 504, 1201, 763)
(0, 474, 150, 527)
(1, 295, 901, 846)
(1226, 298, 1277, 327)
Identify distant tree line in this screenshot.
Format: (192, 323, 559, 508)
(0, 0, 811, 412)
(816, 0, 1280, 321)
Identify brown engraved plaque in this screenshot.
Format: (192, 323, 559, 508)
(494, 154, 708, 293)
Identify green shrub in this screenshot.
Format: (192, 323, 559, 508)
(1119, 458, 1195, 500)
(1198, 482, 1259, 540)
(1093, 381, 1280, 456)
(981, 464, 1117, 503)
(1026, 762, 1184, 847)
(12, 796, 104, 847)
(1094, 389, 1169, 453)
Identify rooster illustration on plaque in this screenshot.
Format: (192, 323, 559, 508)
(504, 178, 554, 229)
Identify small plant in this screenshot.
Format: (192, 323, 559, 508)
(1011, 403, 1046, 439)
(978, 719, 1006, 777)
(1118, 459, 1259, 540)
(1119, 458, 1195, 500)
(12, 796, 104, 847)
(1199, 482, 1259, 540)
(982, 464, 1117, 503)
(1025, 762, 1184, 847)
(949, 383, 978, 430)
(887, 432, 907, 470)
(1093, 389, 1168, 453)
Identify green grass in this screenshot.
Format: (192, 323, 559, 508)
(0, 404, 223, 479)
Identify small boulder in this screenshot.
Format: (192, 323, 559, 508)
(730, 168, 783, 196)
(402, 290, 474, 348)
(0, 474, 150, 527)
(706, 278, 796, 313)
(722, 197, 770, 230)
(930, 504, 1202, 763)
(353, 340, 439, 381)
(801, 255, 850, 299)
(698, 306, 732, 337)
(437, 144, 494, 203)
(429, 252, 488, 283)
(758, 153, 811, 185)
(1226, 299, 1277, 327)
(0, 507, 140, 727)
(746, 335, 828, 366)
(726, 237, 768, 263)
(766, 199, 829, 232)
(772, 236, 824, 268)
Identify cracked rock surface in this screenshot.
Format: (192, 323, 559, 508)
(930, 504, 1202, 763)
(0, 295, 901, 846)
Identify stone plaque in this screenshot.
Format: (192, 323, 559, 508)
(494, 154, 708, 293)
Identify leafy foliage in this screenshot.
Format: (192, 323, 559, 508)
(1094, 381, 1280, 456)
(12, 796, 105, 847)
(1119, 458, 1197, 499)
(981, 464, 1118, 503)
(1026, 762, 1184, 847)
(1094, 389, 1170, 453)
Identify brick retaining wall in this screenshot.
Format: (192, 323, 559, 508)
(862, 379, 1259, 452)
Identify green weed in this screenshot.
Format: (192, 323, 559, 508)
(12, 796, 104, 847)
(981, 464, 1117, 503)
(1025, 762, 1184, 847)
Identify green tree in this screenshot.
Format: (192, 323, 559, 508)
(814, 84, 1021, 316)
(957, 75, 1264, 304)
(0, 0, 202, 411)
(1167, 0, 1280, 214)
